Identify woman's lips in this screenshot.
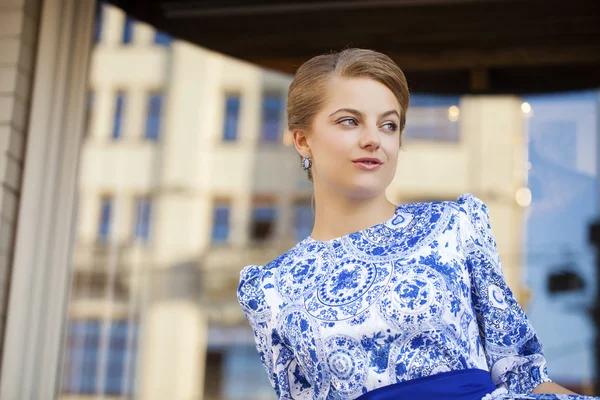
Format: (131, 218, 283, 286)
(352, 159, 383, 170)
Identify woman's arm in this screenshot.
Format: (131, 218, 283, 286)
(532, 381, 578, 395)
(458, 194, 551, 393)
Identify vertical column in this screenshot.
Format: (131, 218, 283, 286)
(0, 0, 41, 362)
(0, 0, 96, 398)
(136, 41, 207, 400)
(460, 96, 528, 298)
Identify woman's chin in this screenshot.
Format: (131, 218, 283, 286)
(342, 179, 388, 200)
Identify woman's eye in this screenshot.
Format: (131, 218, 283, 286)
(383, 122, 398, 132)
(338, 118, 358, 126)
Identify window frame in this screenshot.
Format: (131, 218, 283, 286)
(97, 195, 114, 244)
(260, 92, 284, 143)
(222, 93, 241, 143)
(121, 16, 135, 45)
(250, 196, 278, 242)
(133, 195, 153, 243)
(211, 198, 232, 244)
(144, 92, 164, 141)
(112, 91, 126, 140)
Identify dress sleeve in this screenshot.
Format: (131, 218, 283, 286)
(237, 265, 315, 399)
(457, 194, 552, 394)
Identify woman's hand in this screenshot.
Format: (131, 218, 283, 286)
(532, 381, 578, 395)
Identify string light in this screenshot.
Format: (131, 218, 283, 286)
(448, 106, 460, 121)
(515, 187, 532, 207)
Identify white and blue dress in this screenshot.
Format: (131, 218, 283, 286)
(237, 194, 596, 400)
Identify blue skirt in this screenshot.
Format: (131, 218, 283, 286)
(356, 369, 598, 400)
(357, 369, 498, 400)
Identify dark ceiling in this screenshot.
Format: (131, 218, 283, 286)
(105, 0, 600, 94)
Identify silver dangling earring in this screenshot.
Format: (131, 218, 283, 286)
(301, 155, 312, 172)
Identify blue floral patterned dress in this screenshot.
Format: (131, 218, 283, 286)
(237, 194, 595, 400)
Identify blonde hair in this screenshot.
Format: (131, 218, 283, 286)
(287, 48, 410, 181)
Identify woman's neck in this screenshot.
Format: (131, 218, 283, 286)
(310, 186, 397, 242)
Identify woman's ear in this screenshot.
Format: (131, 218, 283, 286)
(292, 129, 311, 157)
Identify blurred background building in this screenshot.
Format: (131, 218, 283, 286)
(59, 4, 537, 399)
(0, 0, 598, 399)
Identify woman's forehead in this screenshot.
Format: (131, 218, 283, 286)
(321, 76, 401, 114)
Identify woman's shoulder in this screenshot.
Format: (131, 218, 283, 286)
(237, 264, 267, 315)
(453, 193, 493, 232)
(453, 193, 499, 257)
(455, 193, 489, 215)
(411, 193, 489, 225)
(237, 246, 301, 313)
(403, 193, 491, 240)
(393, 194, 486, 230)
(396, 193, 484, 214)
(239, 243, 301, 281)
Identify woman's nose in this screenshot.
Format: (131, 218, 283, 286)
(359, 126, 381, 149)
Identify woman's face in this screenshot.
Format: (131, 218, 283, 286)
(299, 76, 402, 199)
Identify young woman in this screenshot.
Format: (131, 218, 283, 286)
(237, 48, 594, 400)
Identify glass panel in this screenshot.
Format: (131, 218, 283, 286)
(58, 2, 600, 399)
(261, 94, 283, 142)
(251, 205, 277, 241)
(212, 204, 230, 243)
(223, 94, 240, 142)
(98, 197, 112, 242)
(122, 16, 134, 44)
(62, 321, 138, 395)
(524, 91, 598, 385)
(112, 92, 125, 139)
(134, 197, 152, 241)
(154, 31, 172, 46)
(404, 94, 460, 142)
(144, 94, 162, 141)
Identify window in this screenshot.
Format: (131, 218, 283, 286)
(251, 202, 277, 241)
(144, 93, 163, 141)
(538, 120, 578, 170)
(294, 200, 313, 241)
(94, 2, 103, 44)
(212, 202, 231, 243)
(154, 31, 172, 46)
(112, 92, 125, 139)
(404, 94, 461, 142)
(98, 197, 113, 242)
(223, 94, 240, 142)
(223, 346, 274, 400)
(62, 321, 138, 395)
(204, 350, 224, 399)
(134, 197, 152, 242)
(122, 16, 134, 44)
(261, 94, 284, 142)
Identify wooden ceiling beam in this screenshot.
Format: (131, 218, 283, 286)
(250, 45, 600, 73)
(104, 0, 600, 94)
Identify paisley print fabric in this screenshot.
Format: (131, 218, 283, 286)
(237, 194, 594, 400)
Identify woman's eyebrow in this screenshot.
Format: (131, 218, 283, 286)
(328, 108, 363, 118)
(328, 108, 400, 119)
(379, 110, 400, 119)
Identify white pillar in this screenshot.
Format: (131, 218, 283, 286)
(0, 0, 96, 398)
(461, 96, 527, 296)
(138, 298, 207, 400)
